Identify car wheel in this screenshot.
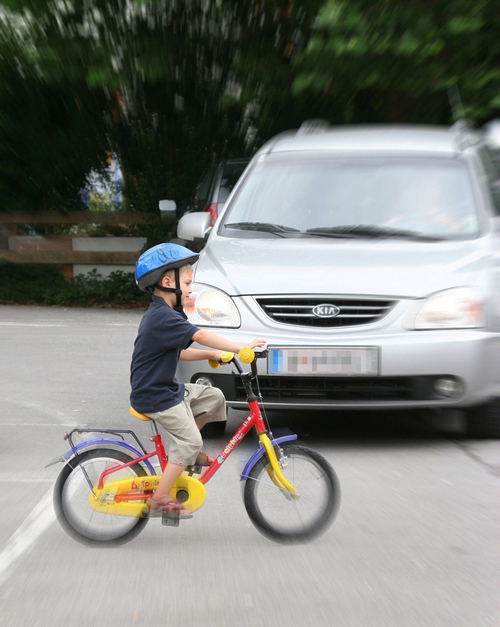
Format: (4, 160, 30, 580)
(200, 420, 227, 439)
(465, 400, 500, 438)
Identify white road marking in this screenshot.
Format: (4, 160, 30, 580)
(243, 594, 253, 608)
(0, 423, 77, 427)
(0, 486, 55, 588)
(0, 398, 73, 423)
(0, 322, 137, 328)
(0, 474, 53, 483)
(0, 322, 67, 327)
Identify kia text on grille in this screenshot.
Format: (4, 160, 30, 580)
(312, 304, 340, 318)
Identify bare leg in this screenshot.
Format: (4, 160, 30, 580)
(144, 462, 192, 518)
(151, 417, 210, 503)
(152, 462, 186, 501)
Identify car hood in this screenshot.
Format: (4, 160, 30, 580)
(194, 235, 490, 298)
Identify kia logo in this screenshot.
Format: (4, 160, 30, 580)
(312, 304, 340, 318)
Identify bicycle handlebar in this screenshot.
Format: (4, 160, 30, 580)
(239, 347, 255, 364)
(208, 351, 235, 369)
(208, 348, 267, 370)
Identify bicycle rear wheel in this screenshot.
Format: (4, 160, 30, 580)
(54, 448, 149, 547)
(243, 443, 340, 543)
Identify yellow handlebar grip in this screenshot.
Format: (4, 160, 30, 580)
(208, 360, 220, 369)
(239, 347, 255, 364)
(220, 351, 234, 363)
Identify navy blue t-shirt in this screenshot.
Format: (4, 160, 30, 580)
(130, 296, 199, 413)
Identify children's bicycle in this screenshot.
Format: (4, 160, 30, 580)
(49, 349, 340, 546)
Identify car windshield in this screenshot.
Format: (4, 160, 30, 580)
(218, 161, 249, 204)
(220, 155, 480, 239)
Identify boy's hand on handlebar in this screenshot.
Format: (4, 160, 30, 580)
(245, 339, 266, 350)
(211, 350, 223, 363)
(208, 350, 235, 369)
(211, 351, 231, 365)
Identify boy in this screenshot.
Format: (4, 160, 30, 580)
(131, 243, 265, 519)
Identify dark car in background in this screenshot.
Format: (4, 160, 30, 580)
(182, 158, 250, 225)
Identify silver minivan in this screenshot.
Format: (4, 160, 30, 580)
(177, 123, 500, 438)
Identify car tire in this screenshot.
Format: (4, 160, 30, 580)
(465, 400, 500, 438)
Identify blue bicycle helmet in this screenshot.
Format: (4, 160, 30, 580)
(135, 243, 199, 308)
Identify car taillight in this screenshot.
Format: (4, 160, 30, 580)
(204, 203, 218, 226)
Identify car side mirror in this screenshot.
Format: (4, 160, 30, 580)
(177, 212, 212, 243)
(159, 199, 177, 221)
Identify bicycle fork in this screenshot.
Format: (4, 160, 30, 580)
(258, 433, 299, 498)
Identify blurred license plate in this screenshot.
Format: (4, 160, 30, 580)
(268, 347, 379, 376)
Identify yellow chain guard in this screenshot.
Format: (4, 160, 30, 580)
(87, 474, 206, 518)
(170, 475, 206, 512)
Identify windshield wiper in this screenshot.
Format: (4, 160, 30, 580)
(306, 225, 444, 241)
(224, 222, 299, 237)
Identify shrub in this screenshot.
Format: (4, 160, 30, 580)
(0, 263, 150, 308)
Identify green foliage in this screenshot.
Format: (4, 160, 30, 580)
(0, 25, 110, 213)
(0, 1, 320, 220)
(292, 0, 500, 123)
(0, 0, 498, 233)
(0, 263, 149, 307)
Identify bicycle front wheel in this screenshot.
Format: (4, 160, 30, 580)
(54, 448, 149, 547)
(243, 443, 340, 543)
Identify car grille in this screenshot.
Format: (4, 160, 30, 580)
(236, 376, 413, 401)
(256, 297, 396, 327)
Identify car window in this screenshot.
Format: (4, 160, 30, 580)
(217, 161, 249, 204)
(195, 166, 216, 211)
(222, 155, 479, 239)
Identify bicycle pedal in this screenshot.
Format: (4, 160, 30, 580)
(184, 465, 202, 476)
(161, 511, 179, 527)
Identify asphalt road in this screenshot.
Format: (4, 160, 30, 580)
(0, 305, 498, 627)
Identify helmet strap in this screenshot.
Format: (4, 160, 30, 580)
(154, 267, 184, 313)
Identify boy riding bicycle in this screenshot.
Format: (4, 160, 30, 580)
(130, 243, 265, 520)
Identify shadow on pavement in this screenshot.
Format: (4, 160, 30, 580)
(227, 407, 466, 449)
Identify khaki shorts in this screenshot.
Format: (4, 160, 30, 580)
(145, 384, 226, 466)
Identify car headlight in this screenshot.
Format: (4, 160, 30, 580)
(409, 287, 485, 330)
(184, 283, 240, 327)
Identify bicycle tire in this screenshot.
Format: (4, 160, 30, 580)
(54, 448, 149, 547)
(243, 443, 340, 543)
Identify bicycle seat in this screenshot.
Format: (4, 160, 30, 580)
(129, 406, 151, 421)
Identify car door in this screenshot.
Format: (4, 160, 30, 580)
(477, 147, 500, 330)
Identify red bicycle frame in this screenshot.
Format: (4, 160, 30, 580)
(98, 399, 265, 493)
(200, 399, 264, 483)
(97, 431, 167, 490)
(95, 351, 301, 505)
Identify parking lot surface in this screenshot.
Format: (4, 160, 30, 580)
(0, 305, 498, 627)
